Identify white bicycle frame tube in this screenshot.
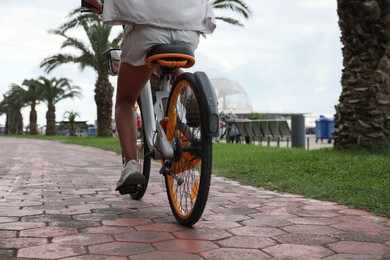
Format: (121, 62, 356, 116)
(139, 79, 174, 159)
(139, 81, 155, 152)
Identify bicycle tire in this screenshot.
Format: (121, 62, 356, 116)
(129, 98, 151, 200)
(164, 72, 212, 226)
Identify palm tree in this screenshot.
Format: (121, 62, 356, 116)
(63, 110, 80, 136)
(0, 95, 7, 131)
(210, 0, 252, 26)
(0, 94, 12, 134)
(41, 9, 122, 136)
(334, 0, 390, 149)
(37, 76, 82, 135)
(2, 84, 26, 134)
(22, 79, 44, 135)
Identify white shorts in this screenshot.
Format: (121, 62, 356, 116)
(120, 24, 200, 66)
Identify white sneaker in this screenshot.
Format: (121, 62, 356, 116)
(116, 160, 145, 193)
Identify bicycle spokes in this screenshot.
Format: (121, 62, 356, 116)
(164, 73, 212, 226)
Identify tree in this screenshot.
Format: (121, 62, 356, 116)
(0, 96, 8, 133)
(334, 0, 390, 149)
(22, 79, 44, 135)
(0, 94, 12, 135)
(63, 110, 80, 136)
(41, 9, 122, 136)
(2, 85, 27, 134)
(210, 0, 252, 26)
(37, 77, 82, 135)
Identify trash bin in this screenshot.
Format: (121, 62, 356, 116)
(327, 119, 334, 139)
(315, 116, 333, 143)
(87, 127, 96, 136)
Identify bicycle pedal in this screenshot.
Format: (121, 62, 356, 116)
(117, 185, 138, 195)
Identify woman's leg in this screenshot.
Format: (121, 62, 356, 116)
(115, 62, 153, 164)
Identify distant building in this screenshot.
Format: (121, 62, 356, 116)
(57, 120, 89, 136)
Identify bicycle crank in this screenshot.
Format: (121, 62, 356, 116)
(159, 160, 184, 185)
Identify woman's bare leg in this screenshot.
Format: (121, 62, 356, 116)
(115, 62, 153, 164)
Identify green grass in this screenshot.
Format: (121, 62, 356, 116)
(66, 136, 122, 154)
(3, 135, 389, 217)
(213, 143, 390, 218)
(6, 135, 123, 154)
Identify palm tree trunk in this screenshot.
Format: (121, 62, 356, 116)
(16, 110, 23, 135)
(94, 78, 114, 136)
(7, 110, 18, 134)
(334, 0, 390, 148)
(46, 103, 56, 135)
(69, 122, 76, 136)
(29, 103, 38, 135)
(5, 113, 10, 134)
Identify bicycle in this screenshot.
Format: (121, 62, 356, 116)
(104, 44, 219, 226)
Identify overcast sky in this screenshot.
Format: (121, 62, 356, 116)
(0, 0, 342, 127)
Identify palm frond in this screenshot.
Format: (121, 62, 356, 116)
(211, 0, 252, 19)
(56, 8, 101, 34)
(215, 17, 244, 26)
(111, 32, 123, 48)
(22, 79, 44, 105)
(41, 9, 119, 77)
(61, 36, 89, 53)
(40, 54, 77, 73)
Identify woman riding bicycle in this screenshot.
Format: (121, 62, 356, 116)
(84, 0, 216, 194)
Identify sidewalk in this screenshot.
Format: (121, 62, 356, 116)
(0, 137, 389, 259)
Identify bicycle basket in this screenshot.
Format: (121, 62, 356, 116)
(103, 48, 121, 76)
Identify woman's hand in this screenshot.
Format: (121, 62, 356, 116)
(83, 0, 103, 13)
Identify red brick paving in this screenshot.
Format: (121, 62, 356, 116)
(0, 137, 389, 259)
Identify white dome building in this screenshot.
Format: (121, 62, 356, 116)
(210, 77, 253, 114)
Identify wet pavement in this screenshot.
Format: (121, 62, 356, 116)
(0, 137, 389, 259)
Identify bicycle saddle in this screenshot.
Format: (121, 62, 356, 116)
(146, 44, 195, 69)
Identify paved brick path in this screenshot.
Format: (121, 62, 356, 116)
(0, 137, 389, 259)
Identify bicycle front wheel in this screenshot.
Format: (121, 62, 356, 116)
(164, 72, 212, 226)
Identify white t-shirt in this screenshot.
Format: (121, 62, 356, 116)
(102, 0, 216, 34)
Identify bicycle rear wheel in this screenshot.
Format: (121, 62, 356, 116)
(129, 99, 151, 200)
(164, 72, 212, 226)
